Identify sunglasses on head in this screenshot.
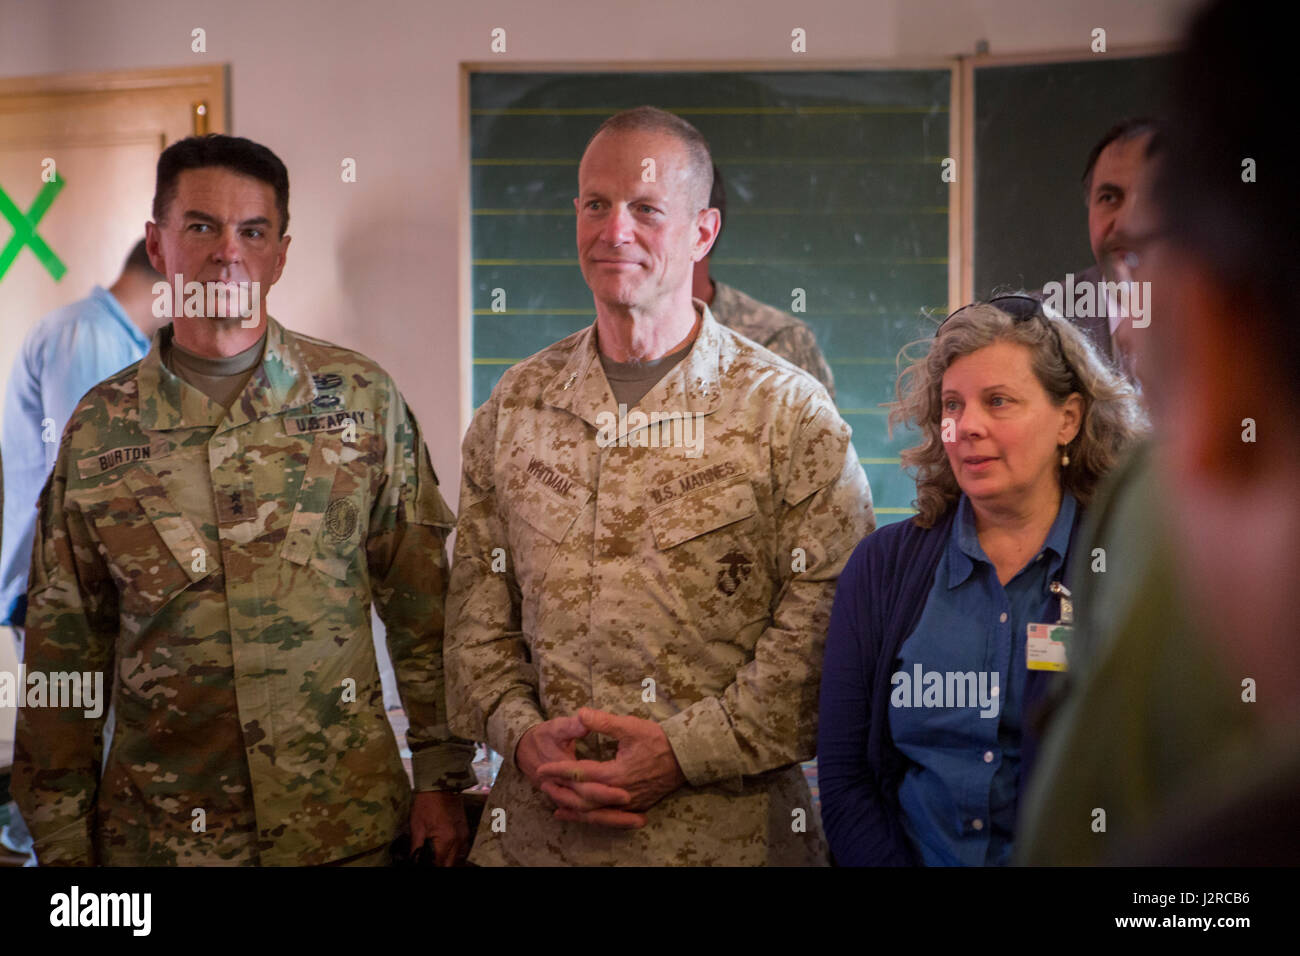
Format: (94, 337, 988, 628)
(938, 294, 1075, 381)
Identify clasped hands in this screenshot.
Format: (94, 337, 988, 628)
(516, 707, 687, 828)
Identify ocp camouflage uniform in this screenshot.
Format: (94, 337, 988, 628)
(446, 303, 874, 865)
(709, 280, 836, 399)
(13, 316, 474, 866)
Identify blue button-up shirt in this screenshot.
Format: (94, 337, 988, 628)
(1, 286, 150, 625)
(889, 490, 1077, 866)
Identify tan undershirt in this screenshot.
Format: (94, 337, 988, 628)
(598, 341, 692, 408)
(164, 330, 267, 409)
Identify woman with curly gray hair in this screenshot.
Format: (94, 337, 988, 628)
(817, 295, 1147, 866)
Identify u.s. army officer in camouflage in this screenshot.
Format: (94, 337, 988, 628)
(13, 135, 475, 866)
(445, 107, 875, 865)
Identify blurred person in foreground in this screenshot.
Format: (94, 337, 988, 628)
(1018, 0, 1294, 865)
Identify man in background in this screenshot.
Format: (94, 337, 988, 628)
(1044, 118, 1161, 377)
(693, 164, 836, 398)
(1, 239, 164, 631)
(0, 239, 164, 862)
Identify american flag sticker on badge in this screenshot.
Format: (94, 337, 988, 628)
(1026, 622, 1071, 672)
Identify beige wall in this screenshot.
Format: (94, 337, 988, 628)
(0, 0, 1199, 504)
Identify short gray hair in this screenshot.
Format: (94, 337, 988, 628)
(584, 106, 713, 210)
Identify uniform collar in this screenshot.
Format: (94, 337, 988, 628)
(137, 315, 319, 433)
(542, 298, 724, 429)
(946, 490, 1078, 590)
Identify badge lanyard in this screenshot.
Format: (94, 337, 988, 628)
(1026, 579, 1072, 672)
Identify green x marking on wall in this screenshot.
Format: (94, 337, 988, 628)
(0, 173, 67, 282)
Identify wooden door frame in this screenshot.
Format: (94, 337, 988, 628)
(0, 65, 229, 142)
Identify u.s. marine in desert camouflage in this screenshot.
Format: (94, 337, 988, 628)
(446, 302, 874, 865)
(13, 315, 475, 865)
(708, 280, 837, 399)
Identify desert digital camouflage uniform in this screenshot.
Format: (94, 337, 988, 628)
(709, 280, 836, 399)
(13, 316, 474, 865)
(446, 302, 874, 866)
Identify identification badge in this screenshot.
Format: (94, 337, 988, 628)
(1027, 622, 1071, 671)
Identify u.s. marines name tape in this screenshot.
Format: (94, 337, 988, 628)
(647, 458, 740, 506)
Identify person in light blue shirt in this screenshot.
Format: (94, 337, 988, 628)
(0, 239, 162, 860)
(1, 240, 163, 629)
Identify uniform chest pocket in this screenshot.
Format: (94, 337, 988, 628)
(511, 486, 588, 544)
(82, 467, 214, 617)
(281, 433, 365, 581)
(649, 475, 759, 550)
(503, 469, 591, 598)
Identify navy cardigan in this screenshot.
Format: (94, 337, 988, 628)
(817, 504, 1083, 866)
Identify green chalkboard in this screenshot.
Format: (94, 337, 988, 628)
(973, 54, 1172, 297)
(470, 69, 954, 523)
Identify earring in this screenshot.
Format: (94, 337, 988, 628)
(1060, 445, 1070, 467)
